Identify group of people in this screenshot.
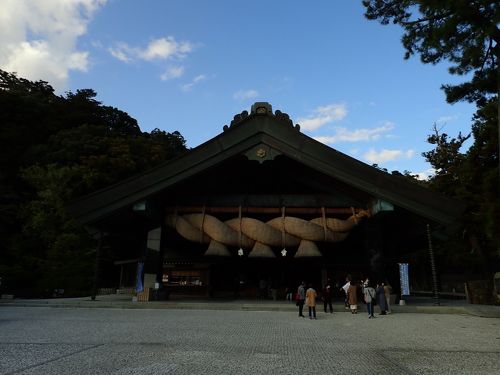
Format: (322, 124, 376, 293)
(295, 276, 392, 319)
(342, 276, 392, 318)
(294, 279, 340, 319)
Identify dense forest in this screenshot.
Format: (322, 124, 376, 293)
(0, 70, 188, 297)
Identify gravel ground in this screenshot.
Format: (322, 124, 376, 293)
(1, 306, 499, 374)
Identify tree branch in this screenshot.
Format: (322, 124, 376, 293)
(400, 11, 454, 27)
(480, 37, 494, 72)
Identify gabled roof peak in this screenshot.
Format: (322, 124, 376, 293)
(223, 102, 301, 132)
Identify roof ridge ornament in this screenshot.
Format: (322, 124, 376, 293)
(223, 102, 301, 132)
(251, 102, 272, 114)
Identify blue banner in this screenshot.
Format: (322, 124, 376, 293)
(135, 262, 144, 293)
(399, 263, 410, 296)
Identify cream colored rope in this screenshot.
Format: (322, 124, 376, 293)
(165, 209, 370, 249)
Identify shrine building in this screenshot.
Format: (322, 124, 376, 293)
(69, 102, 465, 299)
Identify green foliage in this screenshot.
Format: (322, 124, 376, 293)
(363, 0, 499, 104)
(0, 70, 188, 297)
(462, 100, 500, 253)
(421, 101, 499, 268)
(372, 164, 428, 186)
(363, 1, 499, 171)
(421, 125, 470, 196)
(363, 1, 500, 274)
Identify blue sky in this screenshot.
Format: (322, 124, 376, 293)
(1, 0, 476, 178)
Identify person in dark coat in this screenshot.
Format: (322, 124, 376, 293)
(323, 279, 333, 313)
(376, 282, 388, 315)
(297, 281, 306, 317)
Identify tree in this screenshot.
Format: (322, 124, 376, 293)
(363, 0, 500, 184)
(420, 99, 500, 274)
(363, 1, 500, 274)
(421, 123, 470, 195)
(18, 164, 95, 296)
(0, 70, 188, 296)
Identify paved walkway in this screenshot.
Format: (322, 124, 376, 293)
(1, 305, 499, 374)
(1, 294, 500, 318)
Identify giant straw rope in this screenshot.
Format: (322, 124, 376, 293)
(165, 209, 370, 257)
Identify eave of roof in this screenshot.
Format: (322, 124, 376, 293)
(68, 105, 466, 228)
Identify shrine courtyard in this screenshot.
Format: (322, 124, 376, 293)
(1, 305, 499, 374)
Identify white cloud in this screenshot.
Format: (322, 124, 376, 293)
(415, 168, 435, 180)
(0, 0, 106, 92)
(109, 37, 194, 63)
(298, 103, 348, 131)
(181, 74, 206, 91)
(233, 89, 259, 101)
(108, 43, 132, 62)
(363, 148, 415, 164)
(313, 122, 394, 144)
(160, 65, 184, 81)
(435, 115, 459, 125)
(140, 37, 193, 61)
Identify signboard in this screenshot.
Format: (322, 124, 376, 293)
(399, 263, 410, 296)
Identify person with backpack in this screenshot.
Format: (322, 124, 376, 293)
(363, 281, 376, 319)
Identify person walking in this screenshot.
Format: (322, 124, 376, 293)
(341, 276, 351, 311)
(376, 282, 388, 315)
(363, 281, 376, 318)
(347, 280, 358, 314)
(384, 281, 393, 314)
(296, 281, 306, 317)
(306, 283, 317, 319)
(323, 279, 333, 313)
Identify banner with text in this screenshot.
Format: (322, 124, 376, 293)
(399, 263, 410, 296)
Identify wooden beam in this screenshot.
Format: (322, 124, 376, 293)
(165, 206, 366, 215)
